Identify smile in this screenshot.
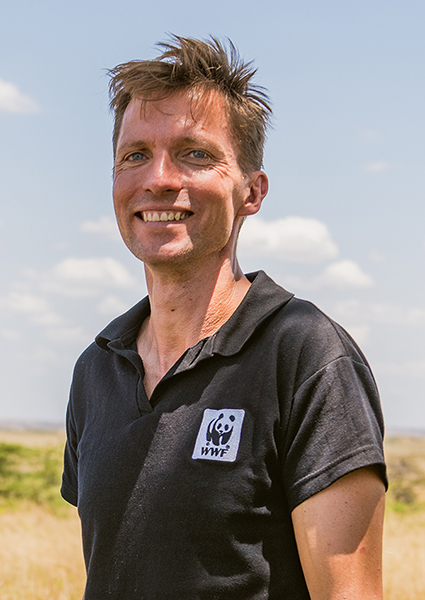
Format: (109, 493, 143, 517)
(138, 211, 192, 222)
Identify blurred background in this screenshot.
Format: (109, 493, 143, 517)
(0, 0, 424, 431)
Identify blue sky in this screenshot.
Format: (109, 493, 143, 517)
(0, 0, 424, 429)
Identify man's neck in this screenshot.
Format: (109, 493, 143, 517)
(137, 258, 250, 398)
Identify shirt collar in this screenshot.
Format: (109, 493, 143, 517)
(95, 271, 293, 357)
(95, 296, 150, 351)
(210, 271, 293, 356)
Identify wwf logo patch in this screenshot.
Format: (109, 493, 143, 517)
(192, 409, 245, 462)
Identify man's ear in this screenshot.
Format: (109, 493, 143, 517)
(238, 171, 269, 217)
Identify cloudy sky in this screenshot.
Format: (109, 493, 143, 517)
(1, 0, 424, 430)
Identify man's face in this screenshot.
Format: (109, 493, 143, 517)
(113, 90, 266, 271)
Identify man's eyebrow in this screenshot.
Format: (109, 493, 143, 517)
(116, 136, 226, 158)
(178, 136, 225, 156)
(116, 140, 149, 154)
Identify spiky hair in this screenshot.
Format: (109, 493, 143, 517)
(108, 35, 272, 173)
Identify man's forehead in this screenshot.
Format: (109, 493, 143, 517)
(115, 89, 235, 157)
(124, 88, 229, 127)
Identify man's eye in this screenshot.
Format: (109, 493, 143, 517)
(189, 150, 208, 160)
(128, 152, 146, 162)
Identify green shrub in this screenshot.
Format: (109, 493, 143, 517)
(387, 456, 425, 513)
(0, 442, 65, 512)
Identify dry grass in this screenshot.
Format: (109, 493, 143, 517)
(0, 503, 85, 600)
(0, 429, 85, 599)
(0, 430, 66, 448)
(383, 436, 425, 600)
(383, 509, 425, 600)
(0, 431, 424, 599)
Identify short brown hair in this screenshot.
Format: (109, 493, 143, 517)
(108, 35, 272, 174)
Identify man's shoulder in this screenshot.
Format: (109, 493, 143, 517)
(274, 295, 367, 368)
(218, 272, 367, 379)
(247, 272, 359, 352)
(243, 273, 369, 376)
(276, 294, 349, 340)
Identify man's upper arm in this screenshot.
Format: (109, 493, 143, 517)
(291, 466, 385, 600)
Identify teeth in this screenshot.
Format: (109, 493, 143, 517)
(142, 211, 189, 222)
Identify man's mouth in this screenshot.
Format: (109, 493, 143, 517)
(137, 210, 193, 222)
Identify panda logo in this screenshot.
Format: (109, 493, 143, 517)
(192, 408, 245, 462)
(206, 413, 236, 446)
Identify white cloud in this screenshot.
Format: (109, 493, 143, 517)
(334, 299, 425, 326)
(343, 324, 370, 345)
(332, 299, 362, 320)
(0, 291, 62, 325)
(46, 325, 91, 345)
(0, 329, 22, 342)
(316, 260, 374, 289)
(31, 311, 64, 326)
(359, 129, 382, 145)
(0, 78, 40, 113)
(238, 216, 339, 263)
(0, 291, 49, 314)
(80, 215, 121, 241)
(365, 161, 390, 173)
(370, 249, 386, 263)
(368, 304, 425, 325)
(31, 345, 66, 365)
(0, 257, 142, 352)
(0, 257, 142, 350)
(53, 257, 133, 286)
(42, 257, 139, 297)
(97, 295, 130, 316)
(374, 360, 425, 378)
(283, 260, 374, 291)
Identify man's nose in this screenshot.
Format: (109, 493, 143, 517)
(143, 152, 182, 195)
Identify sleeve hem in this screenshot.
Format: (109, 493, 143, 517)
(61, 481, 78, 507)
(287, 445, 387, 512)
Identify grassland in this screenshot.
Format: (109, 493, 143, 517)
(383, 436, 425, 599)
(0, 430, 85, 599)
(0, 430, 424, 599)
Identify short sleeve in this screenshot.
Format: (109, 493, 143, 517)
(282, 356, 387, 512)
(61, 387, 79, 507)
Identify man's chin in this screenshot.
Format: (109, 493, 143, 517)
(125, 235, 235, 275)
(129, 244, 194, 268)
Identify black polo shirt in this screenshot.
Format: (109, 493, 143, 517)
(62, 271, 386, 600)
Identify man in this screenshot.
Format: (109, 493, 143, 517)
(62, 36, 387, 599)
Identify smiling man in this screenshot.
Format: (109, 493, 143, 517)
(62, 36, 387, 599)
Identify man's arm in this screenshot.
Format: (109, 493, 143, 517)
(292, 466, 385, 600)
